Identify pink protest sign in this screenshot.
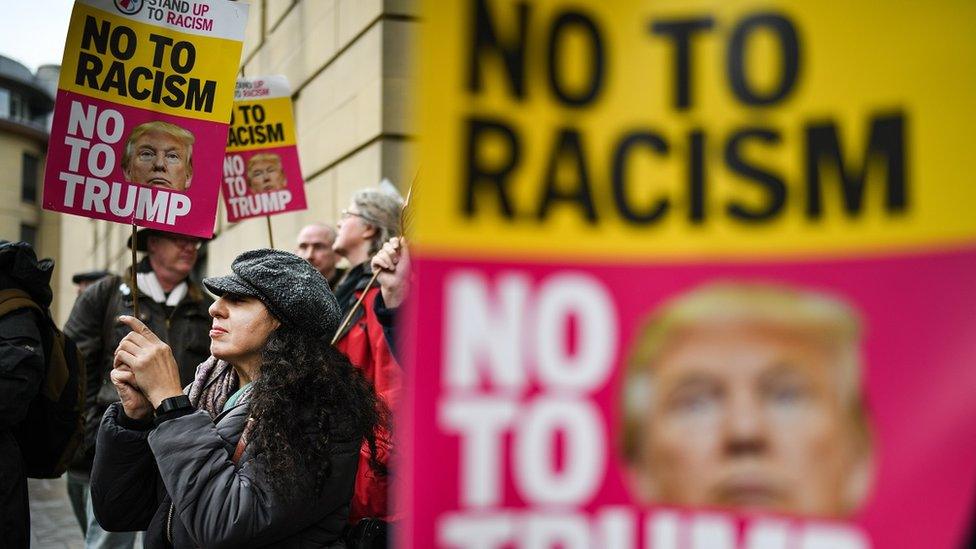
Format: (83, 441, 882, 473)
(42, 0, 248, 238)
(221, 75, 307, 222)
(402, 251, 976, 548)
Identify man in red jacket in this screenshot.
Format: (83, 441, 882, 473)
(336, 237, 408, 527)
(331, 188, 407, 529)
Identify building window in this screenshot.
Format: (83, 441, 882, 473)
(21, 153, 38, 203)
(20, 224, 37, 248)
(0, 87, 9, 119)
(9, 92, 31, 122)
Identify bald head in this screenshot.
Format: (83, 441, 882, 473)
(296, 223, 340, 279)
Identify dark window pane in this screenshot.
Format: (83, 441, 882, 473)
(21, 153, 38, 203)
(20, 224, 37, 248)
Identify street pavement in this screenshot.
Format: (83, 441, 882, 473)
(28, 477, 84, 549)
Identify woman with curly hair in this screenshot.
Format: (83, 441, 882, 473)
(89, 249, 383, 548)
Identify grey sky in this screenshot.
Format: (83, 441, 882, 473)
(0, 0, 75, 72)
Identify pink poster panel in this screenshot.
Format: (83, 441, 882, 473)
(221, 146, 307, 222)
(400, 245, 976, 548)
(44, 92, 231, 237)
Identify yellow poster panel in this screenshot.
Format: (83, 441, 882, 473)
(59, 2, 241, 123)
(415, 0, 976, 261)
(225, 97, 298, 153)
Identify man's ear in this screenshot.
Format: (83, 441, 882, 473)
(184, 176, 192, 191)
(362, 224, 377, 240)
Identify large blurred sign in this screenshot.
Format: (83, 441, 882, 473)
(221, 75, 307, 223)
(42, 0, 248, 238)
(403, 1, 976, 547)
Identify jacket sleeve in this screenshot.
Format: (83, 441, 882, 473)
(64, 278, 116, 406)
(0, 309, 45, 429)
(149, 411, 360, 548)
(63, 277, 115, 370)
(89, 403, 161, 532)
(372, 292, 401, 361)
(64, 278, 119, 463)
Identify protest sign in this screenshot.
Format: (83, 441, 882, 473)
(403, 1, 976, 548)
(221, 75, 307, 223)
(42, 0, 248, 238)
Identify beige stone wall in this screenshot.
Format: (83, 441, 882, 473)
(0, 132, 66, 317)
(54, 0, 417, 324)
(0, 133, 42, 241)
(209, 0, 418, 275)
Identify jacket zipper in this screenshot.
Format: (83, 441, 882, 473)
(166, 502, 175, 545)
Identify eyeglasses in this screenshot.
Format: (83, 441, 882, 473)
(340, 209, 375, 224)
(165, 236, 203, 250)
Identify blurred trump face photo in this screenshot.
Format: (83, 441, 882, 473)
(121, 121, 195, 192)
(621, 282, 873, 518)
(247, 153, 287, 193)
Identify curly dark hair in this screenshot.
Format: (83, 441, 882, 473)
(246, 327, 387, 496)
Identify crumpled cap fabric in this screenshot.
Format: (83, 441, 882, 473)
(203, 249, 340, 337)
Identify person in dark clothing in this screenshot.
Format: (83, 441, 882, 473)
(0, 241, 52, 547)
(64, 228, 212, 547)
(91, 249, 384, 548)
(72, 270, 112, 296)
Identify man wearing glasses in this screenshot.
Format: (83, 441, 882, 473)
(331, 188, 406, 527)
(332, 189, 403, 316)
(121, 121, 195, 192)
(63, 228, 213, 547)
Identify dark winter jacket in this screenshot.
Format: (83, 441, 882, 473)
(64, 260, 213, 475)
(0, 242, 51, 546)
(90, 399, 362, 548)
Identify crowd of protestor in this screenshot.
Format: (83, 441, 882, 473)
(1, 185, 409, 548)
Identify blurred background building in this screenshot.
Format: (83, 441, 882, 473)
(0, 55, 62, 310)
(51, 0, 417, 324)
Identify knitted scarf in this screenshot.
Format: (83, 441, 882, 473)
(186, 356, 252, 419)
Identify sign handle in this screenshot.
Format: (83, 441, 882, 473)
(130, 222, 140, 319)
(266, 216, 275, 249)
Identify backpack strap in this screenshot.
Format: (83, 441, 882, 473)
(0, 288, 42, 318)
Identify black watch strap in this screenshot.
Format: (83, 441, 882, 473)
(156, 394, 192, 415)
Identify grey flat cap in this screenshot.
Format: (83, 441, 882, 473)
(203, 249, 340, 337)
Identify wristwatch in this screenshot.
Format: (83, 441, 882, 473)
(155, 394, 192, 415)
